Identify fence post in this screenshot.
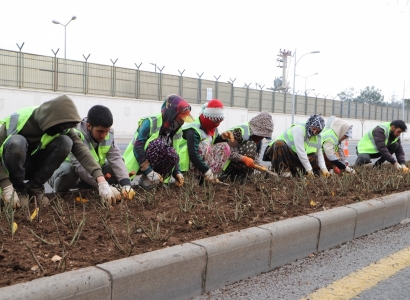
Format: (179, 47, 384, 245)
(16, 42, 24, 89)
(283, 91, 287, 114)
(134, 62, 142, 99)
(52, 49, 60, 92)
(258, 84, 265, 112)
(228, 78, 236, 107)
(340, 99, 343, 117)
(294, 91, 300, 117)
(110, 58, 118, 97)
(214, 75, 221, 99)
(314, 93, 319, 115)
(304, 91, 310, 115)
(83, 54, 90, 94)
(196, 72, 204, 104)
(323, 95, 328, 116)
(244, 82, 251, 108)
(271, 88, 276, 113)
(157, 65, 165, 101)
(178, 69, 185, 97)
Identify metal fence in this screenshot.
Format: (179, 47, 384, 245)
(1, 48, 409, 122)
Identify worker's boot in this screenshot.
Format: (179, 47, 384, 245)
(26, 179, 50, 207)
(13, 182, 29, 208)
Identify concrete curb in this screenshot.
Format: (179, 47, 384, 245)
(1, 191, 410, 300)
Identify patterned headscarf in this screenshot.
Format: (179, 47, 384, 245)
(305, 114, 325, 138)
(160, 94, 191, 137)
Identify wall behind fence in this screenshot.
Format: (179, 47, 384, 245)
(1, 87, 409, 141)
(1, 48, 409, 123)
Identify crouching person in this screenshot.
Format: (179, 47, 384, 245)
(263, 114, 330, 177)
(0, 95, 115, 208)
(179, 99, 233, 184)
(123, 94, 193, 190)
(321, 117, 355, 174)
(220, 111, 274, 183)
(48, 105, 135, 200)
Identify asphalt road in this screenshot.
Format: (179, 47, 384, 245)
(194, 220, 410, 299)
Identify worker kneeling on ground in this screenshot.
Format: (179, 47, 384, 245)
(355, 120, 409, 173)
(219, 111, 274, 183)
(48, 105, 135, 201)
(263, 114, 330, 178)
(123, 94, 193, 190)
(0, 95, 115, 208)
(321, 116, 355, 174)
(179, 99, 233, 184)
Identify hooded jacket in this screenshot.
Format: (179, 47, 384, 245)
(0, 95, 103, 189)
(322, 118, 351, 167)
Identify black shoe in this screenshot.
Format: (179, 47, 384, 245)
(26, 180, 49, 206)
(13, 182, 28, 207)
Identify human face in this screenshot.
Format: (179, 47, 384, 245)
(310, 126, 322, 136)
(339, 135, 348, 142)
(87, 124, 111, 143)
(391, 126, 403, 138)
(251, 135, 264, 143)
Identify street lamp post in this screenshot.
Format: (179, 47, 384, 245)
(291, 50, 320, 124)
(296, 72, 318, 95)
(52, 16, 77, 59)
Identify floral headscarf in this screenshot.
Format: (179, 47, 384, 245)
(159, 94, 191, 137)
(305, 114, 325, 138)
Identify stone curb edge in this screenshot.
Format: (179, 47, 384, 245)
(1, 191, 409, 300)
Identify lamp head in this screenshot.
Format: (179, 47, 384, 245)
(52, 20, 60, 24)
(310, 51, 320, 54)
(71, 16, 77, 20)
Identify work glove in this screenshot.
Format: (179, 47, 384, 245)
(395, 163, 403, 171)
(146, 170, 163, 184)
(174, 174, 184, 187)
(204, 169, 218, 183)
(109, 186, 121, 201)
(345, 166, 356, 174)
(1, 185, 21, 208)
(401, 164, 409, 174)
(121, 185, 136, 200)
(241, 156, 255, 168)
(98, 181, 116, 206)
(221, 131, 234, 142)
(306, 170, 315, 178)
(321, 169, 331, 177)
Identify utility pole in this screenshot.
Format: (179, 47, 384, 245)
(275, 49, 292, 91)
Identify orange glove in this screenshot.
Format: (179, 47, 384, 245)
(241, 156, 255, 168)
(174, 174, 184, 187)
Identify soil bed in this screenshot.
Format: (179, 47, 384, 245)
(1, 164, 409, 287)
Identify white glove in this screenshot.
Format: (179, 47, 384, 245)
(395, 163, 403, 171)
(345, 166, 356, 174)
(98, 181, 116, 206)
(321, 169, 331, 178)
(204, 169, 218, 182)
(121, 185, 136, 200)
(146, 170, 163, 184)
(1, 185, 21, 208)
(109, 186, 121, 201)
(174, 174, 184, 187)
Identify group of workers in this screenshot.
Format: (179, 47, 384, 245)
(0, 94, 408, 208)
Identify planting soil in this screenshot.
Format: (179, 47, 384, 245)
(1, 164, 410, 287)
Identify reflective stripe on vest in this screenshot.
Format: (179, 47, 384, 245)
(123, 113, 182, 176)
(357, 122, 398, 154)
(320, 128, 339, 150)
(74, 128, 113, 166)
(276, 123, 321, 154)
(0, 106, 63, 157)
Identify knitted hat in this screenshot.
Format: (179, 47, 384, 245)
(249, 111, 274, 138)
(201, 99, 225, 121)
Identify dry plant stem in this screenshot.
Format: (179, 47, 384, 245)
(51, 206, 66, 226)
(0, 225, 4, 234)
(24, 243, 44, 273)
(70, 212, 86, 247)
(65, 202, 76, 230)
(33, 196, 39, 223)
(29, 229, 55, 245)
(95, 207, 125, 253)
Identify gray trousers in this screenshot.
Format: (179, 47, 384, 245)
(49, 161, 116, 192)
(355, 143, 399, 166)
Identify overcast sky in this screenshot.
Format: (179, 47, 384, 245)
(1, 0, 410, 101)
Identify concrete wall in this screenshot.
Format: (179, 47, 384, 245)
(1, 87, 409, 141)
